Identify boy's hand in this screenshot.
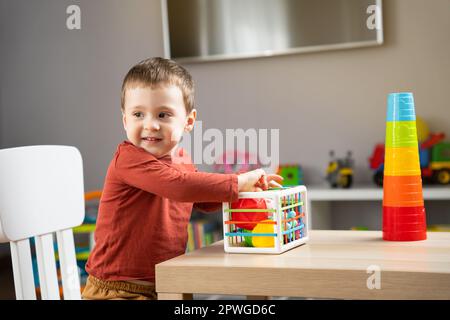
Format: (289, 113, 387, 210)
(237, 169, 284, 192)
(267, 174, 284, 189)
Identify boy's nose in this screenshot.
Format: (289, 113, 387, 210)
(144, 118, 160, 131)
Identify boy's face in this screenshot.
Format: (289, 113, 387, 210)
(122, 85, 196, 158)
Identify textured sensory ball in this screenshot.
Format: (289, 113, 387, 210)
(252, 220, 275, 247)
(242, 229, 253, 247)
(231, 198, 269, 231)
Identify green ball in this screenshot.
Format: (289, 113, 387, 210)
(242, 229, 253, 247)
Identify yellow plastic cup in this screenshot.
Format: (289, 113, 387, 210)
(384, 147, 421, 176)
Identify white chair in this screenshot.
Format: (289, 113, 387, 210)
(0, 146, 85, 300)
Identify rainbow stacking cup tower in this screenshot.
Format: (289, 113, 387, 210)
(382, 92, 427, 241)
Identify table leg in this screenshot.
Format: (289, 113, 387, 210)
(158, 292, 193, 300)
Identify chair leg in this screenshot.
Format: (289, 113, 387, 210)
(10, 239, 36, 300)
(35, 233, 60, 300)
(56, 229, 81, 300)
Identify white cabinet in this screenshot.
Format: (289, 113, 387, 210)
(306, 185, 450, 230)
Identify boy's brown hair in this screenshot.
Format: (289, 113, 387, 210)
(121, 57, 194, 113)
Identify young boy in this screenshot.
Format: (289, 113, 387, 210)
(82, 57, 282, 300)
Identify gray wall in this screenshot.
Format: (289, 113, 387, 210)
(1, 0, 449, 188)
(0, 0, 165, 190)
(185, 0, 450, 184)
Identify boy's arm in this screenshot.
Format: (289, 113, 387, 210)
(192, 169, 240, 213)
(115, 147, 239, 203)
(193, 202, 223, 213)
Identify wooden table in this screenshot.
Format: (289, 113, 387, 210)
(155, 230, 450, 300)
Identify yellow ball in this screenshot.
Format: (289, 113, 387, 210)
(252, 220, 275, 248)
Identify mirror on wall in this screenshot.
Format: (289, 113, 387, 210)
(162, 0, 383, 63)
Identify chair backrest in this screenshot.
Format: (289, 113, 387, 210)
(0, 146, 85, 300)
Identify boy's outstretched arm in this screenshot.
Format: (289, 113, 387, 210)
(193, 173, 283, 213)
(114, 147, 277, 203)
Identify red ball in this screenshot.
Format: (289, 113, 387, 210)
(231, 198, 268, 231)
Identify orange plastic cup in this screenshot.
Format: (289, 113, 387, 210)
(382, 175, 424, 207)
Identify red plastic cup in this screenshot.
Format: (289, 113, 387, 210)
(382, 206, 427, 241)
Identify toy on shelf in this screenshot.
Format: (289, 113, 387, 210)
(427, 224, 450, 232)
(351, 226, 369, 231)
(326, 150, 354, 188)
(276, 164, 304, 186)
(369, 116, 450, 186)
(382, 92, 427, 241)
(222, 186, 308, 254)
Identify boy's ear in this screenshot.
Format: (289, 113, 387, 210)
(184, 109, 197, 132)
(122, 111, 127, 130)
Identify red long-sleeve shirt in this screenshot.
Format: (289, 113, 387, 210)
(85, 141, 238, 282)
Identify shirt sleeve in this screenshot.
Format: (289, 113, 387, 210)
(193, 202, 223, 213)
(114, 144, 239, 203)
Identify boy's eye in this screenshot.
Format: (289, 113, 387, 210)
(159, 112, 170, 119)
(133, 112, 144, 118)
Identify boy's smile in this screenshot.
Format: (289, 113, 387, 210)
(122, 85, 196, 158)
(142, 137, 162, 143)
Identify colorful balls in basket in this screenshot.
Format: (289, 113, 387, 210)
(231, 198, 269, 231)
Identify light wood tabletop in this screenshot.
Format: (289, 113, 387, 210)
(155, 230, 450, 300)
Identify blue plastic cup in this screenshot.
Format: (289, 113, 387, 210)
(386, 92, 416, 122)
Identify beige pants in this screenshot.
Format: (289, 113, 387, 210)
(82, 275, 157, 300)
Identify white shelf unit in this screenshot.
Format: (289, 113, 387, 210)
(306, 185, 450, 230)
